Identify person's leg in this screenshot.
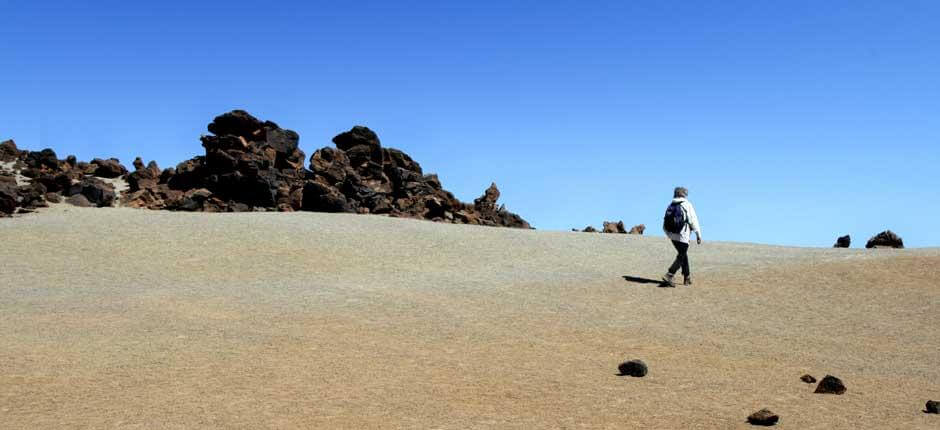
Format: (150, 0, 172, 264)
(667, 240, 684, 275)
(679, 242, 690, 278)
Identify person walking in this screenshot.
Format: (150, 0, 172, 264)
(662, 187, 701, 287)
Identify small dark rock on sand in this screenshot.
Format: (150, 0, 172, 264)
(833, 235, 850, 248)
(814, 375, 846, 394)
(926, 400, 939, 414)
(747, 408, 779, 426)
(800, 374, 817, 384)
(617, 359, 648, 377)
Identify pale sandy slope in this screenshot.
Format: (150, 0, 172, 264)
(1, 206, 938, 429)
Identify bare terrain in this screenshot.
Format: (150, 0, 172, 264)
(1, 206, 938, 429)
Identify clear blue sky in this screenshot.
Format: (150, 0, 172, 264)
(2, 1, 938, 247)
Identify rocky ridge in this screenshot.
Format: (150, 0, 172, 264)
(1, 111, 530, 228)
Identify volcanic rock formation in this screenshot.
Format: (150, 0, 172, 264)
(2, 111, 530, 228)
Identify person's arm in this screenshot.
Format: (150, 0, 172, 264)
(687, 203, 702, 244)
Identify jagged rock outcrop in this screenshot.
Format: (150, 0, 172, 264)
(866, 230, 903, 249)
(121, 110, 530, 227)
(628, 224, 645, 235)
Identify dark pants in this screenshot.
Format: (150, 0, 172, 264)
(668, 240, 691, 277)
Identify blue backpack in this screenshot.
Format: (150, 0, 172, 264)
(663, 202, 687, 234)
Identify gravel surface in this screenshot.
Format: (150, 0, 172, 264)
(1, 206, 938, 429)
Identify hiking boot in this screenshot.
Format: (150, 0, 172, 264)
(683, 276, 693, 286)
(662, 273, 676, 287)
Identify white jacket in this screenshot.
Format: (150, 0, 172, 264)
(664, 197, 701, 244)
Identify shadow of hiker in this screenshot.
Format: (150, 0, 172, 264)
(622, 275, 672, 288)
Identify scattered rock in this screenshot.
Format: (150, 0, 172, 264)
(628, 224, 646, 235)
(833, 235, 851, 248)
(800, 374, 817, 384)
(747, 409, 779, 426)
(926, 400, 938, 414)
(44, 192, 61, 203)
(814, 375, 846, 394)
(617, 359, 648, 377)
(866, 230, 903, 249)
(582, 226, 598, 233)
(603, 220, 626, 234)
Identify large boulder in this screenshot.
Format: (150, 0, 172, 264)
(332, 125, 381, 151)
(0, 139, 20, 162)
(24, 149, 59, 170)
(628, 224, 646, 235)
(310, 147, 351, 184)
(833, 235, 851, 248)
(207, 109, 264, 139)
(90, 158, 128, 178)
(0, 181, 17, 214)
(866, 230, 903, 249)
(67, 177, 115, 207)
(301, 181, 354, 213)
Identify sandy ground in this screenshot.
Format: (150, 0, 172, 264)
(1, 206, 938, 429)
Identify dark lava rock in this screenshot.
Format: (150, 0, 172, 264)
(0, 181, 17, 214)
(926, 400, 939, 414)
(24, 148, 59, 170)
(207, 109, 264, 139)
(332, 125, 381, 151)
(68, 177, 115, 207)
(866, 230, 903, 249)
(814, 375, 846, 394)
(0, 139, 20, 162)
(44, 192, 61, 203)
(747, 409, 779, 426)
(65, 194, 93, 207)
(90, 158, 128, 178)
(800, 374, 817, 384)
(833, 235, 851, 248)
(617, 359, 648, 377)
(582, 226, 598, 233)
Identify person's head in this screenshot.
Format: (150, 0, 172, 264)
(673, 187, 688, 199)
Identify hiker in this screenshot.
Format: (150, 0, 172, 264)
(662, 186, 701, 286)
